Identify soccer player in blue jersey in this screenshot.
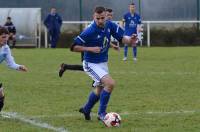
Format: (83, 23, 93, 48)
(0, 27, 28, 112)
(122, 3, 142, 62)
(70, 6, 137, 122)
(58, 8, 119, 77)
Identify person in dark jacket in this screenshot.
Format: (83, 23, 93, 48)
(44, 7, 62, 48)
(4, 17, 16, 48)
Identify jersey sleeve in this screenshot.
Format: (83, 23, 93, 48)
(110, 22, 124, 42)
(73, 28, 91, 46)
(4, 45, 20, 70)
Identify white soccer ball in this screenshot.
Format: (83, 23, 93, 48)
(103, 112, 121, 127)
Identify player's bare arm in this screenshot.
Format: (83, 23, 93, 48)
(72, 45, 101, 53)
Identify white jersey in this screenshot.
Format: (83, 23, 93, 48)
(0, 44, 20, 70)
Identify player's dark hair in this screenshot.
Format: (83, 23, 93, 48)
(106, 8, 112, 13)
(130, 3, 135, 5)
(94, 6, 105, 14)
(0, 27, 9, 35)
(7, 17, 11, 20)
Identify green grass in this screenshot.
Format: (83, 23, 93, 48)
(1, 47, 200, 132)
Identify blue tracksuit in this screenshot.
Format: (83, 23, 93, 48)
(44, 13, 62, 48)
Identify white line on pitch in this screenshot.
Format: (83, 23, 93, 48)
(112, 71, 197, 75)
(29, 110, 199, 119)
(0, 111, 69, 132)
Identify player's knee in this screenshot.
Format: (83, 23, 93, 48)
(0, 86, 4, 98)
(94, 86, 103, 96)
(106, 79, 115, 92)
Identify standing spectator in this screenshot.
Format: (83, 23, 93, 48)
(4, 17, 16, 48)
(44, 7, 62, 48)
(121, 3, 142, 62)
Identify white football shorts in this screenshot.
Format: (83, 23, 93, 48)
(83, 60, 109, 87)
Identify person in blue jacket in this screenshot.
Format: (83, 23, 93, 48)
(44, 7, 62, 48)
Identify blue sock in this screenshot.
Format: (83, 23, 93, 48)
(98, 89, 111, 116)
(133, 46, 137, 58)
(124, 45, 128, 58)
(83, 91, 99, 113)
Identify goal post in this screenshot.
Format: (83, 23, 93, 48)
(0, 8, 41, 48)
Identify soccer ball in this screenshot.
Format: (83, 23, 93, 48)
(103, 112, 121, 127)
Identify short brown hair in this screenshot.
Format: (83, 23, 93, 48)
(130, 3, 135, 6)
(105, 8, 112, 13)
(94, 6, 105, 14)
(0, 27, 9, 35)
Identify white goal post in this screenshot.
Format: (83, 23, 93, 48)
(0, 8, 41, 48)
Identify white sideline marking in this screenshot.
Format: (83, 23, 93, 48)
(0, 112, 69, 132)
(112, 71, 196, 75)
(29, 110, 199, 119)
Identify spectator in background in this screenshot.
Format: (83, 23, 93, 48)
(4, 17, 16, 48)
(44, 7, 62, 48)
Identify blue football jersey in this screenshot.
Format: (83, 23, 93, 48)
(74, 20, 124, 63)
(123, 12, 141, 36)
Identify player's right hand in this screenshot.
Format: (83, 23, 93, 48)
(18, 65, 28, 72)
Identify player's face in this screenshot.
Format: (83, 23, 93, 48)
(0, 34, 8, 46)
(106, 11, 113, 20)
(51, 8, 56, 15)
(93, 12, 106, 28)
(7, 19, 11, 23)
(129, 5, 135, 13)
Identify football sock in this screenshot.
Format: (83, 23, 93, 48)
(124, 45, 128, 58)
(0, 96, 5, 112)
(133, 46, 137, 58)
(83, 91, 100, 113)
(65, 64, 84, 71)
(98, 89, 111, 116)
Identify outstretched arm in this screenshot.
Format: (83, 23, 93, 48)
(5, 45, 28, 72)
(71, 44, 101, 53)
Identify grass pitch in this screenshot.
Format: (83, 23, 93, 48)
(0, 47, 200, 132)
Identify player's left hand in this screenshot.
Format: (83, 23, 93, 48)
(18, 65, 28, 72)
(130, 34, 137, 46)
(112, 45, 120, 51)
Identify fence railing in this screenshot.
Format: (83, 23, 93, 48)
(44, 20, 200, 48)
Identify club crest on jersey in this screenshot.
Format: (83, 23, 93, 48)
(97, 35, 101, 39)
(102, 36, 109, 50)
